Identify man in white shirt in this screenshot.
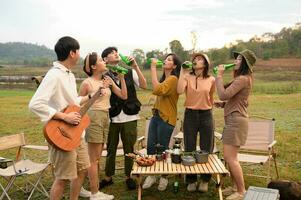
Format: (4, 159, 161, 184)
(29, 36, 92, 200)
(99, 47, 147, 190)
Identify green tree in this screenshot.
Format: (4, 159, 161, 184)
(131, 49, 145, 67)
(144, 50, 164, 69)
(169, 40, 189, 61)
(207, 47, 229, 66)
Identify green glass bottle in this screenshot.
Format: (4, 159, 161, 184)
(173, 181, 179, 193)
(106, 64, 128, 75)
(181, 61, 193, 69)
(146, 58, 164, 68)
(119, 53, 132, 66)
(213, 63, 235, 75)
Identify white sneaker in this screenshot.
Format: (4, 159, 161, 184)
(80, 187, 91, 198)
(225, 192, 244, 200)
(198, 181, 208, 192)
(157, 177, 168, 191)
(90, 191, 114, 200)
(187, 182, 197, 192)
(142, 176, 156, 189)
(99, 192, 114, 200)
(222, 186, 237, 196)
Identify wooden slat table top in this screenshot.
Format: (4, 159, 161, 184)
(131, 154, 229, 175)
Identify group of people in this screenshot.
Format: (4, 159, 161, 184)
(29, 36, 256, 200)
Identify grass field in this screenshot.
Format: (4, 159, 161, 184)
(0, 58, 301, 199)
(1, 58, 301, 93)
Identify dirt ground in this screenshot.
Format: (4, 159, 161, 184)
(256, 58, 301, 71)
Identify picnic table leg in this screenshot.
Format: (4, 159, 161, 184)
(137, 175, 142, 200)
(216, 174, 223, 200)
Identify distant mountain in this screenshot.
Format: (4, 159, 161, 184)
(0, 42, 56, 66)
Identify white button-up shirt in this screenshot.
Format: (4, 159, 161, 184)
(29, 62, 82, 123)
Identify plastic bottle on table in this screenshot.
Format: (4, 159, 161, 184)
(173, 181, 179, 193)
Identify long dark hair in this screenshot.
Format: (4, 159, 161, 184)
(159, 53, 181, 83)
(83, 52, 98, 77)
(234, 57, 252, 77)
(225, 56, 253, 88)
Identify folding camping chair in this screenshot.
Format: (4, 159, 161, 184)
(0, 133, 50, 200)
(238, 116, 279, 182)
(31, 76, 44, 88)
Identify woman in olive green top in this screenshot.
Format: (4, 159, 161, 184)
(215, 49, 256, 200)
(142, 53, 181, 191)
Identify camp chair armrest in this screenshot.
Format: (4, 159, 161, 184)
(23, 145, 49, 151)
(268, 141, 277, 149)
(214, 131, 222, 140)
(137, 136, 145, 142)
(249, 115, 275, 121)
(0, 157, 13, 163)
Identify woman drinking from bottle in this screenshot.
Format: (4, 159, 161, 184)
(177, 53, 215, 193)
(215, 49, 256, 200)
(142, 53, 181, 191)
(78, 52, 127, 199)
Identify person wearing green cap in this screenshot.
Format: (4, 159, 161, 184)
(215, 49, 256, 200)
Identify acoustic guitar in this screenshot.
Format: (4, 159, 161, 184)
(43, 87, 103, 151)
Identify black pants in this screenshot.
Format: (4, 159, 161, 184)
(184, 109, 214, 183)
(105, 120, 137, 177)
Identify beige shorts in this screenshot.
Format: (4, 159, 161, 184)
(222, 112, 248, 147)
(85, 110, 109, 144)
(49, 139, 90, 180)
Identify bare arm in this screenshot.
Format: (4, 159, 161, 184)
(177, 67, 189, 94)
(129, 56, 147, 89)
(106, 75, 128, 100)
(209, 78, 215, 106)
(78, 82, 89, 96)
(78, 82, 91, 105)
(150, 59, 160, 88)
(118, 74, 128, 99)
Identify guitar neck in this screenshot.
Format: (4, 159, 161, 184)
(79, 88, 103, 116)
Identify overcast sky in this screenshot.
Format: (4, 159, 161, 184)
(1, 0, 300, 56)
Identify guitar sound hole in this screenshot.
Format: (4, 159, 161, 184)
(58, 127, 72, 139)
